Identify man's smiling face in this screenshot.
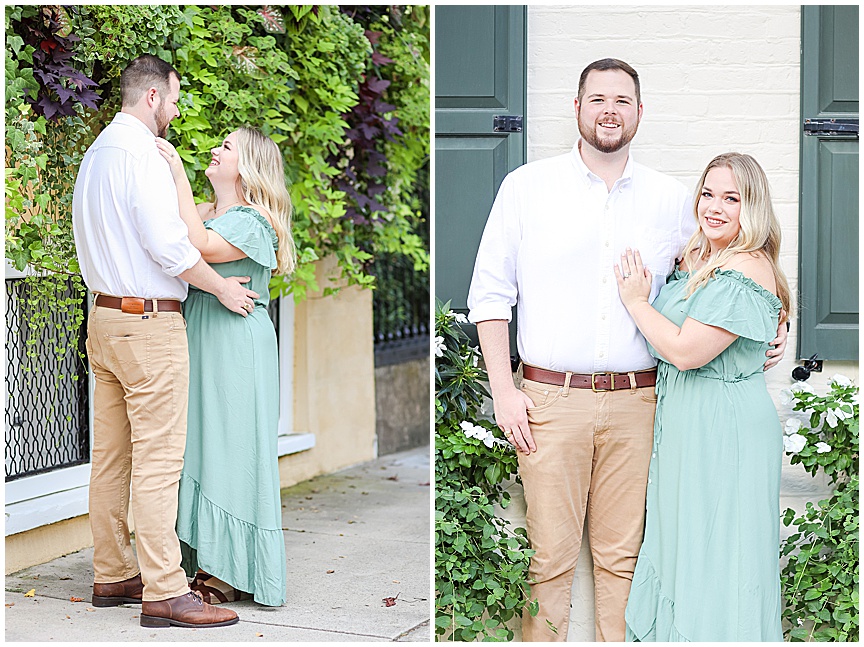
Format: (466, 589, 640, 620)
(575, 69, 642, 154)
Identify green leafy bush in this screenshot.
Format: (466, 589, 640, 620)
(779, 376, 859, 641)
(5, 5, 429, 370)
(435, 300, 537, 641)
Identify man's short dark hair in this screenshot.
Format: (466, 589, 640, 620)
(578, 58, 641, 105)
(120, 54, 180, 107)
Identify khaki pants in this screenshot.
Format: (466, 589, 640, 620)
(85, 305, 190, 602)
(517, 376, 656, 641)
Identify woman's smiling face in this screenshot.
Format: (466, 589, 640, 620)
(204, 130, 240, 182)
(698, 166, 742, 252)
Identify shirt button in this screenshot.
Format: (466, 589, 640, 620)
(605, 204, 610, 211)
(601, 314, 606, 320)
(599, 351, 605, 358)
(652, 452, 656, 458)
(648, 478, 652, 484)
(602, 277, 607, 283)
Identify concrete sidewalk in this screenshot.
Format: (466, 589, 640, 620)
(4, 447, 431, 642)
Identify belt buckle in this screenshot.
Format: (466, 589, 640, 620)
(591, 373, 615, 393)
(591, 372, 615, 392)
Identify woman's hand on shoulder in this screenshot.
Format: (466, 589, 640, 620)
(723, 251, 777, 295)
(155, 137, 185, 180)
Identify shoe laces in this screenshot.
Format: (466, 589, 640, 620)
(189, 589, 204, 606)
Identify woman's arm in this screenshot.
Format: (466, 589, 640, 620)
(155, 138, 246, 264)
(615, 248, 737, 371)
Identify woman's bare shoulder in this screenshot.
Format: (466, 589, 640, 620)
(723, 251, 776, 294)
(196, 202, 214, 220)
(248, 204, 275, 228)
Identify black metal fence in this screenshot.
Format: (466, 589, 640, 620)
(371, 252, 430, 366)
(5, 278, 90, 481)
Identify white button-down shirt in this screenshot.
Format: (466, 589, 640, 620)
(468, 140, 696, 374)
(72, 112, 201, 300)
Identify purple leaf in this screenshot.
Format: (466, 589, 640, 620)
(371, 52, 393, 66)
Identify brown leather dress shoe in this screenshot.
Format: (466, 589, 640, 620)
(92, 573, 144, 607)
(140, 591, 239, 628)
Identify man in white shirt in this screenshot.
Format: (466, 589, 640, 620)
(467, 58, 786, 641)
(72, 54, 255, 629)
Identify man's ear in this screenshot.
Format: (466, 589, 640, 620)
(573, 97, 580, 118)
(145, 87, 159, 108)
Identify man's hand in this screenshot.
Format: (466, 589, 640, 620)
(764, 310, 789, 371)
(493, 385, 537, 454)
(217, 275, 259, 317)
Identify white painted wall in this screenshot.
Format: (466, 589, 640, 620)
(495, 5, 858, 641)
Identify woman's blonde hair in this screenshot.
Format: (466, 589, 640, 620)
(681, 152, 792, 320)
(234, 127, 296, 276)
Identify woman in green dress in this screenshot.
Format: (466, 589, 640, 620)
(615, 153, 792, 641)
(156, 128, 295, 606)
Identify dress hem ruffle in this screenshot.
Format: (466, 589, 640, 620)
(177, 471, 287, 607)
(625, 557, 691, 642)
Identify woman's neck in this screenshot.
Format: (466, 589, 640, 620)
(211, 185, 244, 214)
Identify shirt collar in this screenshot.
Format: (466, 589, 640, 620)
(570, 139, 635, 189)
(112, 111, 157, 137)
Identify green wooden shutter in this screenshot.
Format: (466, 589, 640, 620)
(434, 4, 526, 308)
(798, 5, 859, 360)
(434, 5, 526, 356)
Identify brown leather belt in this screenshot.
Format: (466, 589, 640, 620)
(95, 294, 182, 314)
(522, 364, 657, 391)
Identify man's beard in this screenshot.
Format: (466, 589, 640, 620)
(578, 116, 638, 154)
(155, 101, 171, 139)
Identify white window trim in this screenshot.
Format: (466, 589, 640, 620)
(5, 280, 312, 536)
(276, 295, 314, 455)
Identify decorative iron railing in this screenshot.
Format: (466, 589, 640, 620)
(5, 278, 90, 481)
(371, 252, 430, 366)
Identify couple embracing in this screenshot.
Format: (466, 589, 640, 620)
(468, 58, 791, 641)
(72, 54, 292, 628)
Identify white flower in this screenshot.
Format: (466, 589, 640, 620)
(779, 389, 795, 406)
(784, 418, 802, 436)
(783, 433, 807, 454)
(830, 374, 854, 388)
(825, 409, 838, 428)
(482, 434, 494, 448)
(797, 618, 804, 627)
(459, 421, 483, 439)
(791, 381, 815, 394)
(815, 442, 832, 454)
(453, 312, 469, 324)
(833, 406, 852, 421)
(434, 336, 446, 357)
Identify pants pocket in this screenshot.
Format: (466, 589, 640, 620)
(520, 380, 562, 412)
(639, 388, 659, 403)
(106, 333, 152, 388)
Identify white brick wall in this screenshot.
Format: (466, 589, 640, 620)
(496, 5, 859, 641)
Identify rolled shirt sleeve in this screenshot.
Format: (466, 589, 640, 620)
(467, 172, 521, 323)
(129, 148, 201, 277)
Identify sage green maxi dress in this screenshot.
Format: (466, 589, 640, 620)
(176, 206, 287, 606)
(624, 267, 783, 642)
